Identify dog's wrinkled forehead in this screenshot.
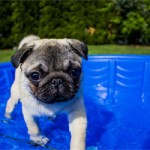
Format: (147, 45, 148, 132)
(11, 38, 88, 69)
(26, 41, 81, 71)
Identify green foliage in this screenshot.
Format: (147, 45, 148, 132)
(0, 0, 13, 48)
(0, 0, 150, 48)
(10, 1, 39, 45)
(121, 12, 148, 43)
(115, 0, 150, 44)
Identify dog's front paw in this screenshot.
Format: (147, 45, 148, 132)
(4, 112, 12, 119)
(30, 134, 49, 146)
(3, 112, 14, 123)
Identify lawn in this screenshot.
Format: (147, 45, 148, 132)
(0, 50, 14, 62)
(0, 45, 150, 62)
(88, 45, 150, 54)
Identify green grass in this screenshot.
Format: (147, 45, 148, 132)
(1, 45, 150, 62)
(0, 50, 15, 62)
(88, 45, 150, 55)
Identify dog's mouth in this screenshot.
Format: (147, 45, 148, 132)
(37, 94, 75, 104)
(35, 84, 77, 104)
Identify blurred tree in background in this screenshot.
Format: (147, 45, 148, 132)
(0, 0, 149, 48)
(115, 0, 150, 44)
(10, 1, 39, 46)
(0, 0, 12, 48)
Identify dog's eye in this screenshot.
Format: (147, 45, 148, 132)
(30, 72, 41, 81)
(70, 68, 81, 79)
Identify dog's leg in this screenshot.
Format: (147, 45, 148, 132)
(68, 101, 87, 150)
(5, 81, 20, 119)
(22, 107, 49, 146)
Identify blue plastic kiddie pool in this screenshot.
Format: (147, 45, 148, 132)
(1, 55, 150, 149)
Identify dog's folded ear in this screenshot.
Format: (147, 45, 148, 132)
(11, 45, 34, 68)
(67, 39, 88, 60)
(11, 35, 40, 68)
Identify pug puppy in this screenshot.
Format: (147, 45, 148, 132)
(5, 35, 88, 150)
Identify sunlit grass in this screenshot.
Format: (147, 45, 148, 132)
(0, 50, 15, 62)
(88, 45, 150, 55)
(1, 45, 150, 62)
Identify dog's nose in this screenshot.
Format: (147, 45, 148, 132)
(51, 78, 63, 88)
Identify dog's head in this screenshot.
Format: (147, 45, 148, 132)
(11, 36, 88, 104)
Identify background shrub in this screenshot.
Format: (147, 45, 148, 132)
(0, 0, 150, 49)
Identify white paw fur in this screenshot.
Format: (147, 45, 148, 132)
(30, 134, 49, 146)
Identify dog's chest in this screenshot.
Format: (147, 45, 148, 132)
(21, 97, 73, 117)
